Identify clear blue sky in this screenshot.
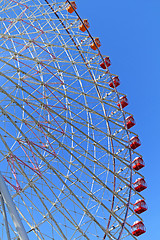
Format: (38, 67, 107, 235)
(78, 0, 159, 239)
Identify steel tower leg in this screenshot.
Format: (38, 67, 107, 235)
(0, 193, 11, 240)
(0, 171, 29, 240)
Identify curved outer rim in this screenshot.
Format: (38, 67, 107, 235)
(0, 1, 134, 238)
(65, 1, 133, 239)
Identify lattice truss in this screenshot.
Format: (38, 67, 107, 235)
(0, 0, 144, 239)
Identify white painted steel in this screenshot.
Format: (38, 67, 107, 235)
(0, 172, 29, 240)
(0, 193, 11, 240)
(0, 0, 145, 239)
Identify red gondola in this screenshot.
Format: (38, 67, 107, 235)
(131, 221, 146, 236)
(125, 115, 135, 129)
(130, 136, 141, 149)
(134, 199, 147, 214)
(79, 19, 90, 32)
(109, 76, 120, 88)
(133, 178, 147, 192)
(100, 57, 111, 69)
(117, 96, 128, 108)
(66, 1, 77, 13)
(132, 157, 145, 171)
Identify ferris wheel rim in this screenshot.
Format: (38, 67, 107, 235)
(63, 1, 133, 238)
(0, 1, 145, 239)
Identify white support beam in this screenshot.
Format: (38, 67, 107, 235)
(0, 193, 11, 240)
(0, 172, 29, 240)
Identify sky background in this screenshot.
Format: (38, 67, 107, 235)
(77, 0, 159, 239)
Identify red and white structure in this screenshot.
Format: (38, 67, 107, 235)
(133, 199, 147, 214)
(132, 157, 145, 171)
(133, 178, 147, 192)
(0, 0, 146, 239)
(131, 221, 146, 236)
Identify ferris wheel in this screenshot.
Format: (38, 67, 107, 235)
(0, 0, 147, 239)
